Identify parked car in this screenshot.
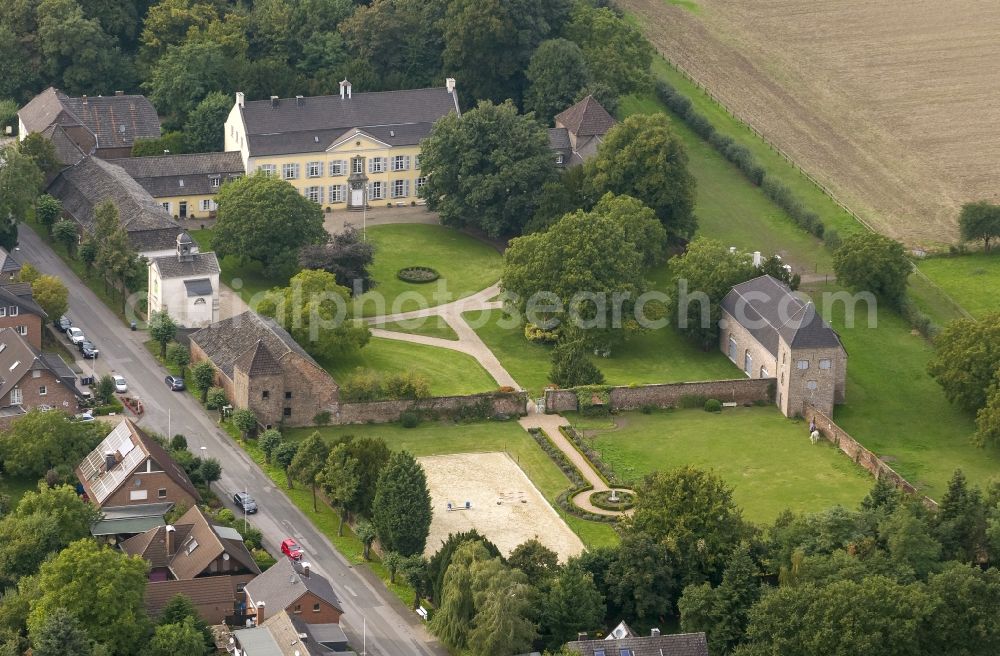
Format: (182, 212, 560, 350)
(73, 411, 95, 422)
(233, 492, 258, 514)
(56, 316, 72, 332)
(164, 375, 185, 391)
(112, 374, 127, 393)
(79, 341, 99, 358)
(67, 327, 85, 345)
(280, 538, 303, 560)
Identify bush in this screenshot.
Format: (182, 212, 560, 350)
(169, 434, 188, 451)
(313, 410, 331, 425)
(341, 370, 431, 402)
(400, 411, 420, 428)
(91, 399, 125, 416)
(206, 387, 227, 410)
(241, 525, 263, 550)
(704, 398, 723, 413)
(524, 322, 560, 344)
(252, 548, 277, 571)
(166, 342, 190, 369)
(590, 489, 636, 512)
(396, 266, 440, 283)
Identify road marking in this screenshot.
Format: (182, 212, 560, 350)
(344, 584, 358, 597)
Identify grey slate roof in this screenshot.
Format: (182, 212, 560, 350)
(233, 341, 283, 377)
(555, 95, 616, 138)
(0, 328, 79, 401)
(238, 86, 460, 157)
(0, 284, 46, 318)
(47, 155, 182, 253)
(548, 127, 571, 151)
(19, 87, 160, 151)
(106, 152, 245, 198)
(0, 248, 20, 276)
(184, 278, 214, 297)
(189, 311, 319, 379)
(245, 557, 343, 615)
(720, 275, 844, 357)
(567, 631, 710, 656)
(152, 251, 221, 279)
(40, 123, 87, 167)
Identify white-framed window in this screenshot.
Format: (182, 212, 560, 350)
(158, 488, 167, 498)
(161, 202, 170, 212)
(329, 160, 346, 176)
(200, 199, 212, 211)
(392, 155, 409, 171)
(414, 155, 420, 170)
(744, 350, 752, 376)
(369, 181, 385, 200)
(9, 307, 17, 316)
(38, 385, 46, 396)
(16, 325, 27, 336)
(304, 186, 323, 203)
(819, 358, 832, 370)
(178, 179, 185, 188)
(728, 335, 737, 361)
(258, 164, 276, 177)
(9, 388, 20, 405)
(556, 154, 564, 165)
(210, 176, 221, 188)
(329, 185, 345, 203)
(806, 380, 818, 390)
(306, 161, 322, 178)
(129, 489, 147, 501)
(352, 157, 364, 174)
(416, 176, 427, 190)
(391, 179, 409, 198)
(282, 163, 299, 180)
(368, 157, 385, 174)
(0, 307, 7, 317)
(796, 360, 810, 370)
(760, 366, 768, 378)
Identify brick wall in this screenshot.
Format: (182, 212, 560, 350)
(332, 391, 528, 425)
(803, 405, 937, 509)
(0, 314, 42, 349)
(544, 378, 774, 413)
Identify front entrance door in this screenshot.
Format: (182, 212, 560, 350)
(351, 187, 364, 207)
(179, 201, 187, 218)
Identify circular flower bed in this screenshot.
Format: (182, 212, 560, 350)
(590, 489, 636, 512)
(397, 266, 440, 283)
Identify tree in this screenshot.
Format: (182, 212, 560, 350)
(320, 442, 360, 535)
(199, 458, 222, 484)
(372, 451, 432, 556)
(232, 408, 257, 440)
(959, 201, 1000, 252)
(257, 269, 371, 361)
(290, 432, 330, 511)
(146, 40, 230, 129)
(525, 39, 589, 125)
(30, 275, 68, 320)
(420, 100, 558, 237)
(297, 225, 376, 294)
(0, 100, 19, 134)
(206, 387, 228, 415)
(183, 91, 231, 153)
(340, 436, 391, 517)
(927, 314, 1000, 413)
(131, 132, 188, 157)
(430, 540, 485, 650)
(679, 544, 760, 655)
(383, 551, 404, 584)
(34, 195, 62, 236)
(147, 310, 177, 359)
(549, 340, 605, 388)
(17, 134, 61, 180)
(934, 470, 986, 564)
(170, 434, 188, 451)
(668, 237, 759, 349)
(95, 374, 115, 405)
(832, 232, 911, 308)
(18, 263, 40, 284)
(259, 429, 283, 464)
(0, 145, 43, 249)
(0, 410, 104, 478)
(213, 173, 327, 274)
(148, 618, 209, 656)
(607, 533, 677, 621)
(975, 382, 1000, 448)
(274, 442, 299, 489)
(355, 519, 376, 560)
(880, 505, 941, 579)
(508, 539, 559, 581)
(27, 540, 150, 656)
(15, 484, 101, 546)
(400, 553, 431, 609)
(920, 564, 1000, 654)
(167, 342, 190, 374)
(587, 113, 697, 241)
(190, 361, 216, 403)
(538, 563, 605, 651)
(623, 466, 746, 587)
(467, 577, 537, 656)
(29, 607, 92, 656)
(52, 219, 77, 255)
(564, 5, 653, 101)
(79, 239, 97, 271)
(428, 531, 503, 606)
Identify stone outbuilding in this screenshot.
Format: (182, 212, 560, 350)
(147, 232, 220, 328)
(719, 275, 847, 417)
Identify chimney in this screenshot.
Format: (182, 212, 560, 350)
(295, 95, 304, 106)
(82, 94, 88, 105)
(301, 562, 310, 577)
(236, 91, 245, 108)
(446, 77, 456, 94)
(166, 525, 176, 557)
(256, 601, 265, 623)
(104, 452, 116, 471)
(752, 251, 762, 267)
(115, 90, 123, 96)
(270, 96, 279, 108)
(577, 632, 588, 641)
(651, 628, 661, 637)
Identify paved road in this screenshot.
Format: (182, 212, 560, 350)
(17, 225, 445, 656)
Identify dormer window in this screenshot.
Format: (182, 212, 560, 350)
(179, 179, 185, 187)
(210, 177, 221, 188)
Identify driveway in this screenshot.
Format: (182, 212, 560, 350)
(17, 225, 445, 656)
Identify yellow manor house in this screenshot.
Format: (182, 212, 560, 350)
(224, 78, 460, 210)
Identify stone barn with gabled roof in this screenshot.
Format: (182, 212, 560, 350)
(720, 275, 847, 417)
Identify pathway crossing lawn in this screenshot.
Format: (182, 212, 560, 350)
(320, 337, 496, 397)
(917, 253, 1000, 318)
(571, 407, 873, 523)
(465, 309, 737, 396)
(284, 420, 619, 549)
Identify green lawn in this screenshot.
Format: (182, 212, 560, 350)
(322, 337, 496, 397)
(465, 308, 738, 396)
(571, 407, 872, 523)
(0, 475, 38, 510)
(373, 317, 459, 340)
(916, 253, 1000, 319)
(285, 420, 619, 548)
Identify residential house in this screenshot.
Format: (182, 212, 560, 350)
(121, 505, 260, 624)
(224, 79, 460, 210)
(719, 275, 847, 417)
(0, 326, 83, 425)
(189, 311, 339, 428)
(0, 247, 21, 281)
(90, 502, 174, 544)
(47, 155, 185, 257)
(0, 281, 48, 350)
(567, 621, 709, 656)
(244, 558, 343, 627)
(230, 609, 354, 655)
(17, 87, 161, 159)
(107, 152, 245, 220)
(148, 232, 221, 328)
(75, 418, 201, 509)
(549, 95, 616, 167)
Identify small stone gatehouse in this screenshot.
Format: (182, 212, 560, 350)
(719, 275, 847, 417)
